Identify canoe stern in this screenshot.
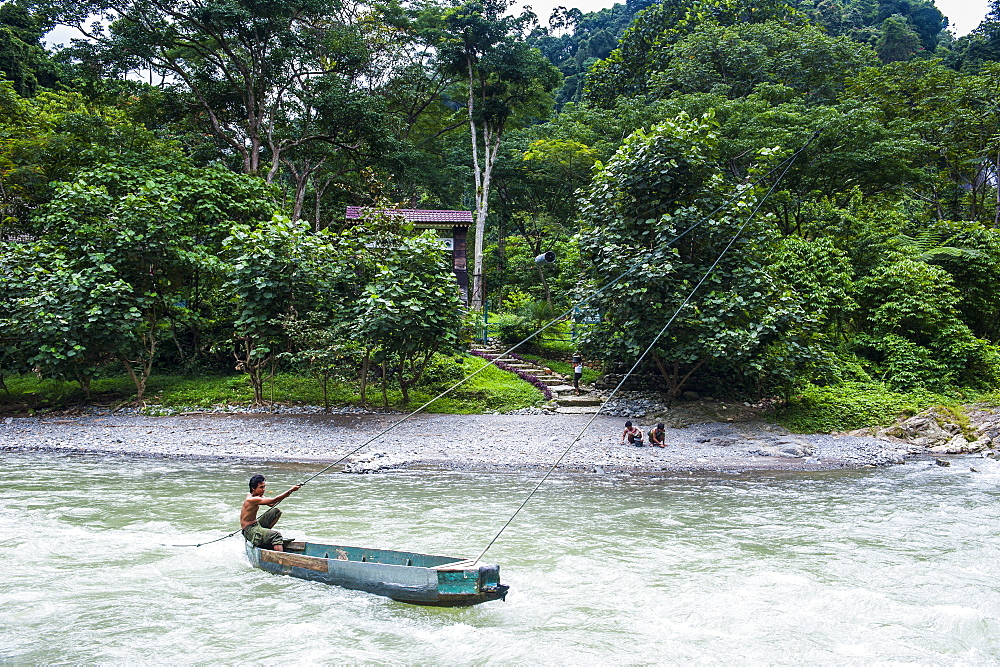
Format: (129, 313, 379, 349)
(435, 562, 509, 605)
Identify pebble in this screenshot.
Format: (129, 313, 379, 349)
(0, 410, 912, 473)
(80, 403, 395, 417)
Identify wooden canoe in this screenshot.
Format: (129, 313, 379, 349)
(244, 540, 510, 606)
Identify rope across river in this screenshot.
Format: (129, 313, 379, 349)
(167, 130, 820, 552)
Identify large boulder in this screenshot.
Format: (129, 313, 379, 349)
(750, 438, 816, 459)
(971, 408, 1000, 446)
(928, 434, 991, 454)
(878, 408, 960, 448)
(929, 435, 971, 454)
(774, 438, 816, 458)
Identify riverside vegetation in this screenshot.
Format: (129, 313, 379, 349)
(1, 0, 1000, 436)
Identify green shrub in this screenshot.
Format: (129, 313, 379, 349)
(491, 312, 535, 346)
(775, 381, 953, 433)
(417, 354, 467, 387)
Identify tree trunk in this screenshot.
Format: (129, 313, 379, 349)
(467, 57, 503, 312)
(314, 175, 335, 231)
(285, 159, 323, 222)
(995, 149, 1000, 228)
(267, 357, 277, 408)
(468, 56, 486, 311)
(121, 315, 160, 402)
(651, 351, 704, 399)
(397, 349, 434, 407)
(76, 372, 92, 399)
(470, 126, 503, 311)
(121, 358, 148, 402)
(359, 348, 371, 409)
(399, 375, 409, 406)
(537, 264, 552, 307)
(248, 365, 264, 404)
(380, 359, 388, 408)
(235, 340, 267, 404)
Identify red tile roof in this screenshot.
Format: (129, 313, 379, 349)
(345, 207, 472, 225)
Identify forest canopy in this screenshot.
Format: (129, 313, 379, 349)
(1, 0, 999, 408)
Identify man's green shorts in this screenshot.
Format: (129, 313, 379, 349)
(242, 507, 283, 548)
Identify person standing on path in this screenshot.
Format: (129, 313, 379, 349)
(241, 474, 301, 551)
(573, 354, 584, 395)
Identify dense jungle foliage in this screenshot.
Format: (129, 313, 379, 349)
(1, 0, 999, 413)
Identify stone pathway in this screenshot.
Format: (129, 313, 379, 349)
(469, 344, 606, 414)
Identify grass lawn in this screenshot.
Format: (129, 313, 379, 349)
(0, 355, 545, 415)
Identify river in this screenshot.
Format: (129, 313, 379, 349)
(2, 451, 999, 662)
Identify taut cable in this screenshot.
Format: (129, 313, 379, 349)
(471, 130, 821, 564)
(167, 132, 819, 548)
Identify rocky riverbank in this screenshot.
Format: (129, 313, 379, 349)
(0, 410, 918, 474)
(4, 391, 998, 473)
(845, 405, 1000, 455)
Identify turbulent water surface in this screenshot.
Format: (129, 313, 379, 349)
(2, 451, 1000, 662)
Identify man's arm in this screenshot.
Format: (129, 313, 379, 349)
(258, 484, 302, 507)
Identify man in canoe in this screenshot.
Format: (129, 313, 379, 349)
(241, 474, 301, 552)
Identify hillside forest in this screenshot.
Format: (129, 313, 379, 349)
(1, 0, 1000, 422)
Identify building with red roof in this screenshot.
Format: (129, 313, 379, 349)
(345, 207, 472, 303)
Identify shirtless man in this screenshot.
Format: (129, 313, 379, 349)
(240, 474, 301, 552)
(620, 420, 643, 446)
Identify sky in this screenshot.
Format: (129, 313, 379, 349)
(515, 0, 991, 37)
(43, 0, 992, 49)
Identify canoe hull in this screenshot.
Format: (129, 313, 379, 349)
(245, 540, 509, 606)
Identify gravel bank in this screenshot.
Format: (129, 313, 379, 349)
(0, 412, 908, 473)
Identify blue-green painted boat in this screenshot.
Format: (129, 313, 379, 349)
(245, 540, 509, 606)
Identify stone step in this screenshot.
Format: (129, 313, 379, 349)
(469, 346, 578, 395)
(555, 395, 606, 407)
(554, 405, 604, 414)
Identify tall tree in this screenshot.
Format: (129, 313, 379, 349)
(427, 0, 561, 309)
(0, 0, 60, 96)
(585, 0, 802, 107)
(43, 0, 393, 191)
(875, 13, 921, 63)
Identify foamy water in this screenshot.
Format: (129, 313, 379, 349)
(2, 451, 1000, 662)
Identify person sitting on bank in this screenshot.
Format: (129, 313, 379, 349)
(241, 474, 301, 551)
(621, 420, 643, 446)
(648, 422, 666, 448)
